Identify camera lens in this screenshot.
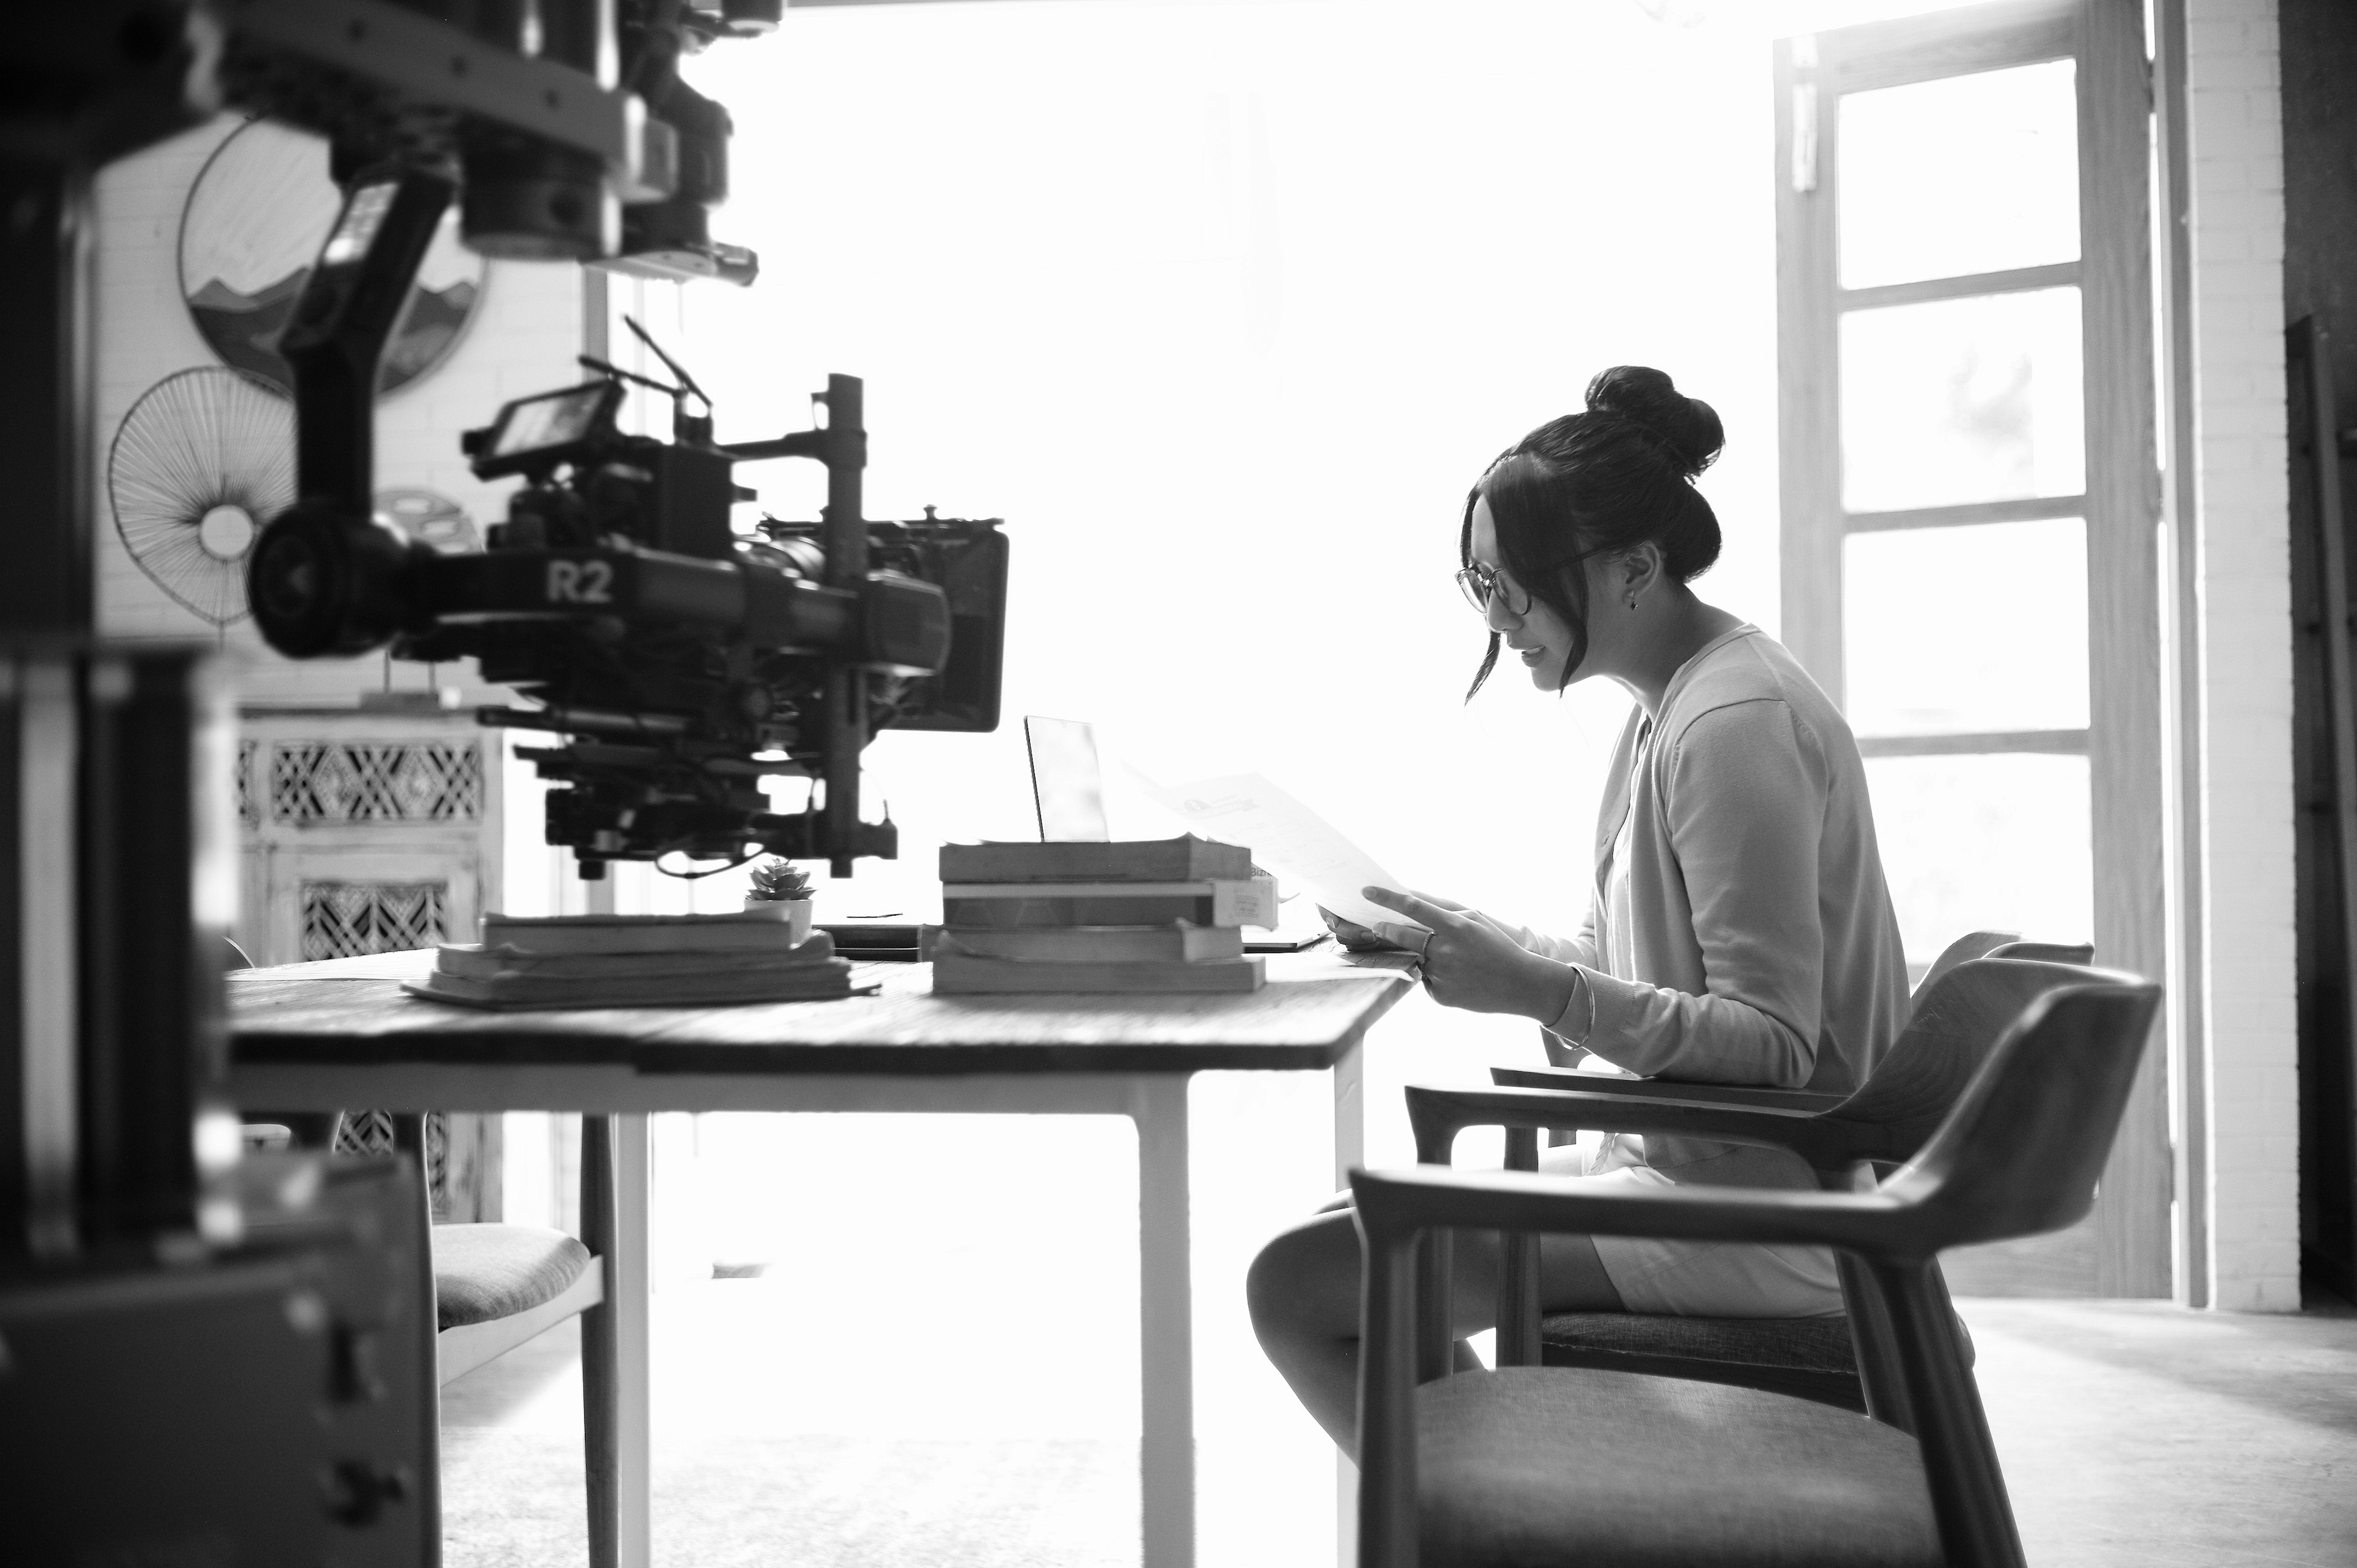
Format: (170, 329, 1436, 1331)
(247, 501, 420, 658)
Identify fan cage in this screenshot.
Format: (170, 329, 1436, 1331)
(108, 366, 295, 628)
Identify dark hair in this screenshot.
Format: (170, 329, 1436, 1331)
(1461, 365, 1725, 698)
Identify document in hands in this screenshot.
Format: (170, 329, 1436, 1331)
(1145, 772, 1425, 935)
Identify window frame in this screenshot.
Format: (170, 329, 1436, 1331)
(1775, 0, 2167, 1296)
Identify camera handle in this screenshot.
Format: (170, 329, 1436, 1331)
(728, 377, 873, 875)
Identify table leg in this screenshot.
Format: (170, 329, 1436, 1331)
(1132, 1074, 1193, 1568)
(1332, 1040, 1364, 1568)
(615, 1113, 652, 1568)
(1331, 1038, 1364, 1189)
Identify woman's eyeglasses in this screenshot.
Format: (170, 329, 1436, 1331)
(1456, 563, 1531, 619)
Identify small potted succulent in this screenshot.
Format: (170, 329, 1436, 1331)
(745, 857, 816, 944)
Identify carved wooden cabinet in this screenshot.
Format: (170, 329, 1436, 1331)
(234, 702, 505, 1219)
(234, 706, 500, 964)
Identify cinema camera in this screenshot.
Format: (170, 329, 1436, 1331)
(252, 335, 1008, 879)
(183, 0, 1012, 879)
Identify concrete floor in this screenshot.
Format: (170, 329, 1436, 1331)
(1960, 1297, 2357, 1567)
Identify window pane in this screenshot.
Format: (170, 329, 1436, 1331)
(1838, 59, 2080, 289)
(1839, 288, 2084, 513)
(1865, 752, 2092, 965)
(1842, 518, 2089, 736)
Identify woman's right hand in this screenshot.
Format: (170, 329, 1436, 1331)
(1362, 886, 1580, 1022)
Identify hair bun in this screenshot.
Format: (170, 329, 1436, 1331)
(1584, 365, 1724, 479)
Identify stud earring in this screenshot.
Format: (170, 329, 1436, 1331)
(1627, 595, 1639, 611)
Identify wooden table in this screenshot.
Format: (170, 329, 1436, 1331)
(228, 949, 1414, 1568)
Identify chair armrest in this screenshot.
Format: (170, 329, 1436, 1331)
(1406, 1082, 1850, 1171)
(1352, 1162, 1908, 1254)
(1491, 1064, 1846, 1111)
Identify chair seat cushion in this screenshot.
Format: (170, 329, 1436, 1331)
(431, 1224, 594, 1330)
(1415, 1368, 1943, 1568)
(1541, 1311, 1857, 1373)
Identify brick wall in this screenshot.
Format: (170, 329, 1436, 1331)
(90, 117, 581, 704)
(2186, 0, 2301, 1311)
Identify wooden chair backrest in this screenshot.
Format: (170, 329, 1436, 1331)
(1911, 929, 2019, 1003)
(1832, 959, 2104, 1146)
(1983, 940, 2095, 965)
(1882, 981, 2163, 1248)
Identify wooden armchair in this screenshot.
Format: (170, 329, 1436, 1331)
(1413, 956, 2110, 1421)
(1354, 978, 2162, 1568)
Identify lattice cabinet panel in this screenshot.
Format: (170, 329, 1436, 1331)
(236, 706, 507, 1222)
(269, 740, 483, 825)
(299, 881, 452, 960)
(236, 739, 260, 827)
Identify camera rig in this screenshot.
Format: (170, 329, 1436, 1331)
(247, 177, 1009, 878)
(196, 7, 1009, 878)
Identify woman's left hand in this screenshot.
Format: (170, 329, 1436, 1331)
(1362, 886, 1579, 1021)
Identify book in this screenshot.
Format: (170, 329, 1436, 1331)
(938, 834, 1252, 886)
(937, 876, 1279, 930)
(934, 924, 1245, 964)
(477, 910, 807, 957)
(405, 959, 861, 1011)
(435, 933, 837, 982)
(930, 952, 1265, 995)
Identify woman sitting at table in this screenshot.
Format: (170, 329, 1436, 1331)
(1245, 366, 1911, 1454)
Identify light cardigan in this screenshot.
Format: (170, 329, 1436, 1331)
(1521, 624, 1911, 1100)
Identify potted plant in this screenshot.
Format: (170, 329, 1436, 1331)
(745, 858, 816, 944)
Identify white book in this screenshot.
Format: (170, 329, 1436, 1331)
(930, 952, 1264, 995)
(477, 911, 806, 956)
(937, 876, 1279, 929)
(436, 936, 834, 981)
(934, 925, 1245, 964)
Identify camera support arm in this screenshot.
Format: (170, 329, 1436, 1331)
(279, 171, 455, 515)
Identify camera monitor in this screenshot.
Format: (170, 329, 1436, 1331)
(467, 382, 624, 478)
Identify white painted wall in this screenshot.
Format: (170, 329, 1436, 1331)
(2185, 0, 2301, 1312)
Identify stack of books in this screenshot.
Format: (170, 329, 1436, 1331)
(931, 835, 1276, 995)
(406, 911, 861, 1011)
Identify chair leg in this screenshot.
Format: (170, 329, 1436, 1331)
(1411, 1121, 1457, 1385)
(1495, 1129, 1541, 1367)
(1355, 1224, 1422, 1568)
(1864, 1259, 2026, 1568)
(579, 1114, 621, 1568)
(1415, 1229, 1455, 1385)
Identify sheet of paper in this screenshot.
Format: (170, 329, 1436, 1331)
(252, 948, 439, 980)
(1144, 773, 1425, 934)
